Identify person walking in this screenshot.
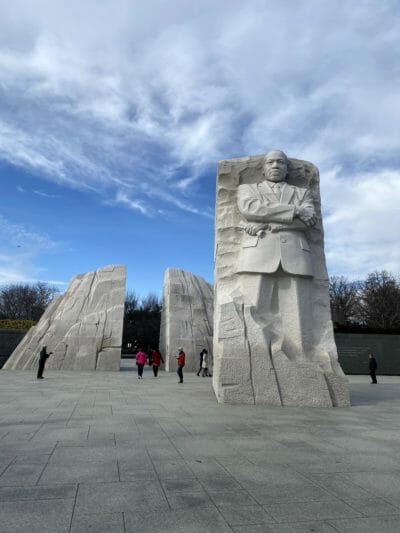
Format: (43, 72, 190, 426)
(201, 350, 211, 377)
(136, 349, 147, 379)
(197, 349, 207, 376)
(176, 347, 185, 383)
(369, 353, 378, 384)
(37, 346, 52, 379)
(151, 349, 164, 377)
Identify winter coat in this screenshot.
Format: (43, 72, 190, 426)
(152, 351, 163, 366)
(369, 357, 377, 371)
(177, 351, 186, 366)
(136, 351, 147, 365)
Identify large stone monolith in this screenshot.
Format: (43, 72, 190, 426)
(3, 264, 126, 371)
(159, 268, 213, 372)
(213, 150, 350, 407)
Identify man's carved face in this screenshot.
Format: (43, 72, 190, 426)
(263, 150, 288, 182)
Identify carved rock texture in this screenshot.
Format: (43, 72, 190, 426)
(3, 265, 126, 371)
(213, 155, 350, 407)
(159, 268, 213, 373)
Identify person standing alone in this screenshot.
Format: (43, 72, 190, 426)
(176, 347, 185, 383)
(37, 346, 52, 379)
(369, 353, 378, 384)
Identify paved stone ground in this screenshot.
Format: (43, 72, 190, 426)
(1, 361, 400, 532)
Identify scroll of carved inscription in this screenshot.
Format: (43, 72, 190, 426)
(212, 150, 350, 407)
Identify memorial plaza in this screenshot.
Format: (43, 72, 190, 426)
(1, 362, 400, 532)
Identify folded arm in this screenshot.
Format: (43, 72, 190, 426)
(237, 185, 295, 223)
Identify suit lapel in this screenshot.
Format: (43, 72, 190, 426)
(280, 183, 294, 204)
(258, 181, 277, 203)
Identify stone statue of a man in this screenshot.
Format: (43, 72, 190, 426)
(238, 150, 317, 275)
(212, 148, 350, 407)
(236, 149, 317, 363)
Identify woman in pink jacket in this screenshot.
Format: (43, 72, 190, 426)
(136, 349, 147, 379)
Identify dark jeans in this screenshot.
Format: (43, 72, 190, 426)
(37, 359, 46, 378)
(153, 365, 159, 377)
(370, 370, 377, 383)
(177, 365, 184, 382)
(137, 364, 144, 377)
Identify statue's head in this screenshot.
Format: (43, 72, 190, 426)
(263, 150, 288, 182)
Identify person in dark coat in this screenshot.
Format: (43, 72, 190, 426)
(197, 349, 207, 377)
(368, 353, 378, 384)
(37, 346, 52, 379)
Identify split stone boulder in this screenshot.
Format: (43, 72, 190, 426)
(3, 264, 126, 371)
(159, 268, 213, 373)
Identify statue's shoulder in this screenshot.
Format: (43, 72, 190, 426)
(288, 183, 309, 199)
(238, 182, 259, 195)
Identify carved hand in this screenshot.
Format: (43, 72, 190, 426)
(295, 207, 318, 227)
(244, 223, 268, 236)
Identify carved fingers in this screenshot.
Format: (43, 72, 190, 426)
(295, 207, 318, 227)
(244, 223, 267, 236)
(302, 213, 318, 227)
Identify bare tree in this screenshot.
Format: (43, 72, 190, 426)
(0, 282, 59, 321)
(357, 271, 400, 330)
(140, 293, 162, 313)
(329, 276, 360, 325)
(125, 290, 140, 318)
(123, 291, 162, 351)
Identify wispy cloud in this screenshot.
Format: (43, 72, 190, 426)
(0, 0, 399, 274)
(0, 215, 61, 284)
(33, 189, 60, 198)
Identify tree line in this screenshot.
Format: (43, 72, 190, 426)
(0, 283, 59, 323)
(330, 270, 400, 332)
(122, 290, 162, 352)
(1, 271, 399, 336)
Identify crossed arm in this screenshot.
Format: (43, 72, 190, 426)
(238, 184, 317, 236)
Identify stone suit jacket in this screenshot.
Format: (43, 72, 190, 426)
(237, 181, 315, 277)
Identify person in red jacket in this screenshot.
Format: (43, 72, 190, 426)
(176, 347, 185, 383)
(151, 349, 164, 377)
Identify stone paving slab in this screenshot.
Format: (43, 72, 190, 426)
(1, 365, 400, 531)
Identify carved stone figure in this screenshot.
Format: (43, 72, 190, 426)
(160, 268, 213, 372)
(3, 265, 126, 371)
(213, 150, 350, 407)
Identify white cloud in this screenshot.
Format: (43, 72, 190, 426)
(322, 168, 400, 278)
(0, 215, 60, 284)
(0, 0, 399, 273)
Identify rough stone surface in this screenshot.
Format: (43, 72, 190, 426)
(3, 265, 126, 372)
(213, 152, 350, 406)
(159, 268, 213, 372)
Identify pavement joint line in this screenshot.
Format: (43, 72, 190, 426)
(143, 443, 171, 510)
(67, 482, 79, 533)
(117, 458, 121, 482)
(35, 442, 58, 486)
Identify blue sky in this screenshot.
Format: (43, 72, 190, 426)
(1, 0, 399, 295)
